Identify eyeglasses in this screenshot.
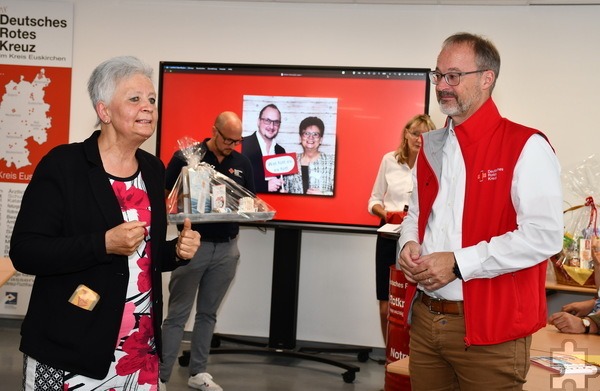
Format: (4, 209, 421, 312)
(406, 130, 422, 138)
(301, 131, 321, 139)
(260, 117, 281, 127)
(428, 69, 487, 86)
(214, 126, 243, 146)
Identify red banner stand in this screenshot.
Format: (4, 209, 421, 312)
(384, 266, 411, 391)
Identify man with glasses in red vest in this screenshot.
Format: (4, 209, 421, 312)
(397, 32, 563, 391)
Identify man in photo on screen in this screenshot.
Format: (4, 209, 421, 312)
(241, 103, 286, 193)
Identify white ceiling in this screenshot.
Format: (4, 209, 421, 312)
(189, 0, 600, 4)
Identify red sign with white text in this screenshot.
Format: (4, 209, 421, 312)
(263, 153, 299, 177)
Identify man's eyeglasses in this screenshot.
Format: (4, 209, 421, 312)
(260, 117, 281, 127)
(428, 69, 487, 86)
(301, 131, 321, 139)
(214, 126, 243, 146)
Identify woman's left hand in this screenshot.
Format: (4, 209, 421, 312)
(176, 218, 200, 260)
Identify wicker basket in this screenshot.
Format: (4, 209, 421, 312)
(551, 253, 596, 288)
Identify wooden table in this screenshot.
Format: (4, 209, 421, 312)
(0, 257, 16, 287)
(387, 325, 600, 391)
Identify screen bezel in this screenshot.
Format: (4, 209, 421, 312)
(156, 61, 431, 233)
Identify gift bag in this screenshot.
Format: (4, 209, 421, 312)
(552, 155, 598, 287)
(166, 137, 275, 223)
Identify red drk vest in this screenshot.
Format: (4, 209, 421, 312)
(406, 98, 549, 346)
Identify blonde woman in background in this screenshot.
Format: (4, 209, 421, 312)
(367, 113, 436, 342)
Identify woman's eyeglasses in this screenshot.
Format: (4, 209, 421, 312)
(301, 131, 321, 139)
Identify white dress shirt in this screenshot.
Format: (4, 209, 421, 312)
(256, 132, 277, 180)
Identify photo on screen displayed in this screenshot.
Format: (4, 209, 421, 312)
(241, 95, 337, 197)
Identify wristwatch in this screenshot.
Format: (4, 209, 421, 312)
(582, 317, 591, 334)
(452, 256, 463, 280)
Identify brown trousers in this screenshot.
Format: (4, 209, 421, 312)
(409, 298, 531, 391)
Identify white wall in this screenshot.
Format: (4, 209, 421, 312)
(36, 0, 600, 349)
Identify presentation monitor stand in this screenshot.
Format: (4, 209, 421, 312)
(178, 226, 372, 383)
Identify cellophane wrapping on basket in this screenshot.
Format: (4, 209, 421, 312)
(166, 137, 275, 222)
(553, 155, 599, 287)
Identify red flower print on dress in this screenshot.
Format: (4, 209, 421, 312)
(138, 242, 152, 292)
(112, 180, 151, 224)
(116, 302, 136, 347)
(115, 315, 157, 385)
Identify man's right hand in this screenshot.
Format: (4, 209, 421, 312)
(397, 241, 422, 283)
(268, 178, 283, 192)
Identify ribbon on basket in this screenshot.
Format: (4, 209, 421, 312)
(563, 196, 598, 239)
(585, 196, 597, 235)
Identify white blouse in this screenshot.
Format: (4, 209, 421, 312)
(368, 151, 414, 215)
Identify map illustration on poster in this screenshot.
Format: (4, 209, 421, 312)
(0, 1, 73, 318)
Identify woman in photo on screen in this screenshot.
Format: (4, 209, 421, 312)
(282, 116, 335, 195)
(367, 113, 436, 342)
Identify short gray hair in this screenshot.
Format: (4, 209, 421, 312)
(87, 56, 154, 126)
(442, 32, 501, 92)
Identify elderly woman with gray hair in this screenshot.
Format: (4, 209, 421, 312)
(10, 56, 200, 390)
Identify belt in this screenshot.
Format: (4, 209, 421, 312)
(202, 235, 237, 243)
(420, 292, 464, 315)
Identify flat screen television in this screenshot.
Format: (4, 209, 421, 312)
(156, 62, 430, 232)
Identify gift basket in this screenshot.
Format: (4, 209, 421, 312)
(552, 155, 598, 288)
(166, 137, 275, 224)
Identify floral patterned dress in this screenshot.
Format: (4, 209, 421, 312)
(41, 172, 159, 391)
